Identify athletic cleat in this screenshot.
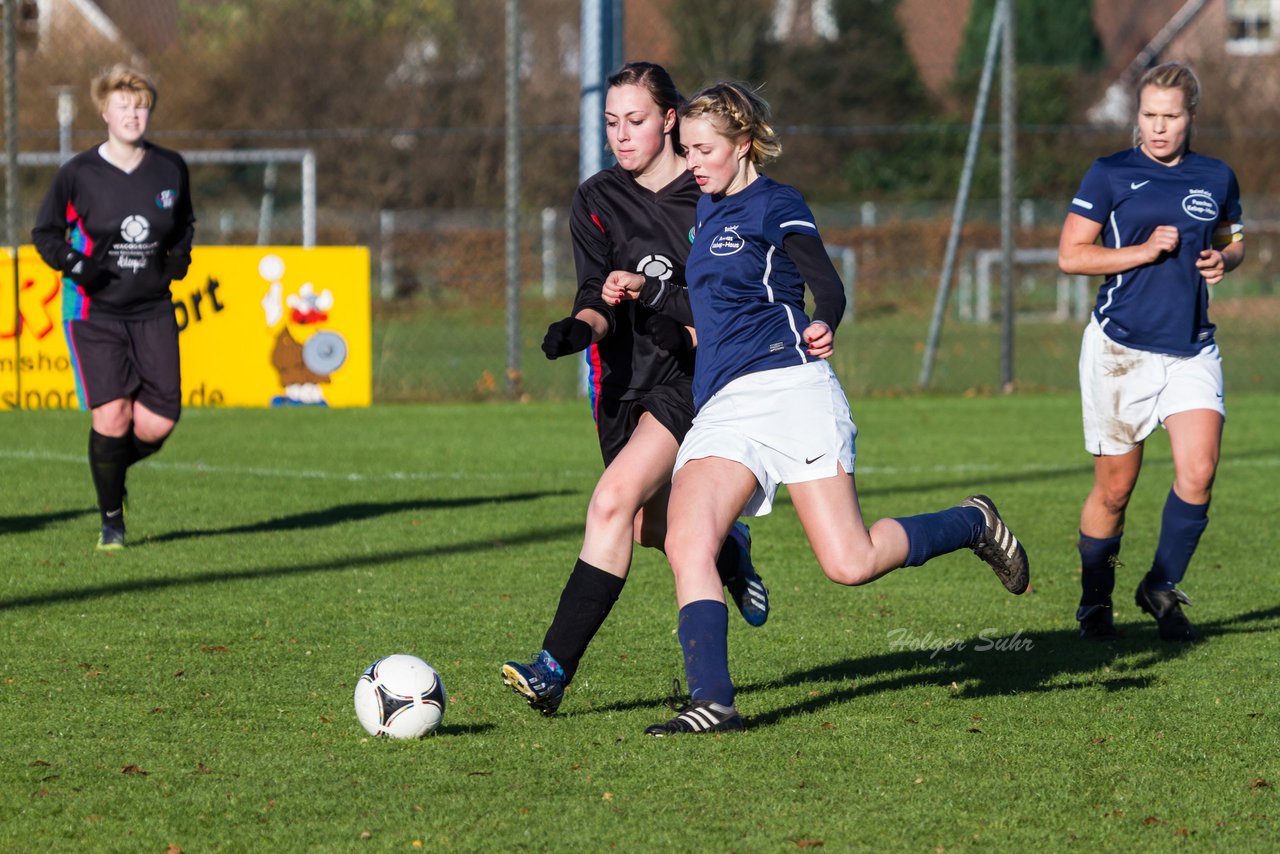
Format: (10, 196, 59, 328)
(96, 525, 126, 552)
(1135, 579, 1200, 642)
(501, 649, 566, 716)
(1076, 601, 1121, 640)
(961, 495, 1029, 594)
(724, 521, 769, 627)
(644, 699, 744, 737)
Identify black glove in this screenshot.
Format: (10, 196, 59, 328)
(642, 313, 694, 354)
(541, 317, 593, 360)
(164, 253, 191, 281)
(59, 248, 102, 284)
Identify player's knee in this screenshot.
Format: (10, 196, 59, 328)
(1096, 484, 1134, 517)
(584, 486, 638, 534)
(820, 554, 879, 587)
(1175, 465, 1217, 503)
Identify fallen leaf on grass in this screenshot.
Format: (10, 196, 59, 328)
(796, 840, 824, 849)
(167, 845, 182, 854)
(200, 645, 230, 654)
(120, 765, 148, 776)
(196, 763, 213, 774)
(1251, 778, 1270, 790)
(86, 815, 102, 823)
(30, 760, 51, 767)
(1142, 816, 1163, 826)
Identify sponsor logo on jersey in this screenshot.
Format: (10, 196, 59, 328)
(637, 253, 674, 281)
(120, 215, 151, 244)
(1182, 190, 1218, 222)
(709, 226, 744, 256)
(1130, 180, 1150, 190)
(156, 189, 177, 209)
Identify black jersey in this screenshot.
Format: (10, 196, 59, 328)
(569, 164, 699, 402)
(33, 142, 195, 321)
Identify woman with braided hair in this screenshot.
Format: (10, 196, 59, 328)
(606, 81, 1029, 736)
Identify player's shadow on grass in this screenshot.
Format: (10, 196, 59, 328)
(0, 508, 96, 536)
(580, 605, 1280, 723)
(0, 522, 583, 611)
(734, 604, 1280, 730)
(147, 491, 572, 543)
(849, 446, 1280, 501)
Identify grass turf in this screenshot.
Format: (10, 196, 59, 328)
(1, 394, 1277, 851)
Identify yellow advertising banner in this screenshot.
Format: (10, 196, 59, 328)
(0, 246, 370, 411)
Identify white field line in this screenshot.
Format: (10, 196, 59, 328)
(4, 447, 1278, 484)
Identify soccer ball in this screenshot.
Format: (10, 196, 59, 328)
(354, 654, 446, 739)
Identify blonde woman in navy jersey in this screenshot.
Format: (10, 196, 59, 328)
(32, 65, 194, 551)
(1058, 61, 1244, 642)
(501, 63, 768, 717)
(607, 82, 1029, 736)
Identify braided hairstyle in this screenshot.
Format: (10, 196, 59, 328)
(679, 81, 781, 165)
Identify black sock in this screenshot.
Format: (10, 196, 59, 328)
(127, 430, 166, 466)
(541, 559, 626, 684)
(714, 533, 742, 585)
(89, 430, 131, 529)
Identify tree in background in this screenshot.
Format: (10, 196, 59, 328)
(954, 0, 1109, 200)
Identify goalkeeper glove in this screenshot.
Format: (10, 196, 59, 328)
(541, 317, 593, 359)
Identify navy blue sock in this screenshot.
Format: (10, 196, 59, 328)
(678, 600, 733, 707)
(894, 506, 984, 567)
(1146, 489, 1209, 591)
(1078, 532, 1122, 607)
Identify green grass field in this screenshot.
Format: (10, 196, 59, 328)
(2, 394, 1277, 851)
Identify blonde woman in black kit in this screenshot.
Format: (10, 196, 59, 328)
(33, 65, 195, 550)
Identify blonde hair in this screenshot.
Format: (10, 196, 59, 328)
(1132, 60, 1198, 148)
(91, 64, 157, 112)
(679, 81, 781, 165)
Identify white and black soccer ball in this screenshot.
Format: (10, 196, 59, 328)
(354, 654, 446, 739)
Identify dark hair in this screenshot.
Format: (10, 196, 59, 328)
(607, 61, 684, 152)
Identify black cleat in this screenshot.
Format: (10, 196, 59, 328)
(1135, 579, 1200, 642)
(96, 525, 126, 552)
(961, 495, 1030, 594)
(1076, 601, 1121, 640)
(644, 699, 744, 737)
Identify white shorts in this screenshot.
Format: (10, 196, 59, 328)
(676, 360, 857, 516)
(1080, 317, 1225, 456)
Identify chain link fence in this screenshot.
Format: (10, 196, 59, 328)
(5, 0, 1279, 404)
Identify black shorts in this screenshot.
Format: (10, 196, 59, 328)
(595, 379, 695, 466)
(66, 313, 182, 420)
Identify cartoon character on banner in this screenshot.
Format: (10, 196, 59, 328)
(258, 253, 348, 406)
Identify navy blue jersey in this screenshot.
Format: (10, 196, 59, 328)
(1069, 148, 1241, 356)
(569, 164, 699, 406)
(685, 176, 823, 409)
(32, 143, 195, 322)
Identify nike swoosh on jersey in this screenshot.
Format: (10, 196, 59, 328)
(805, 454, 826, 465)
(1130, 180, 1150, 190)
